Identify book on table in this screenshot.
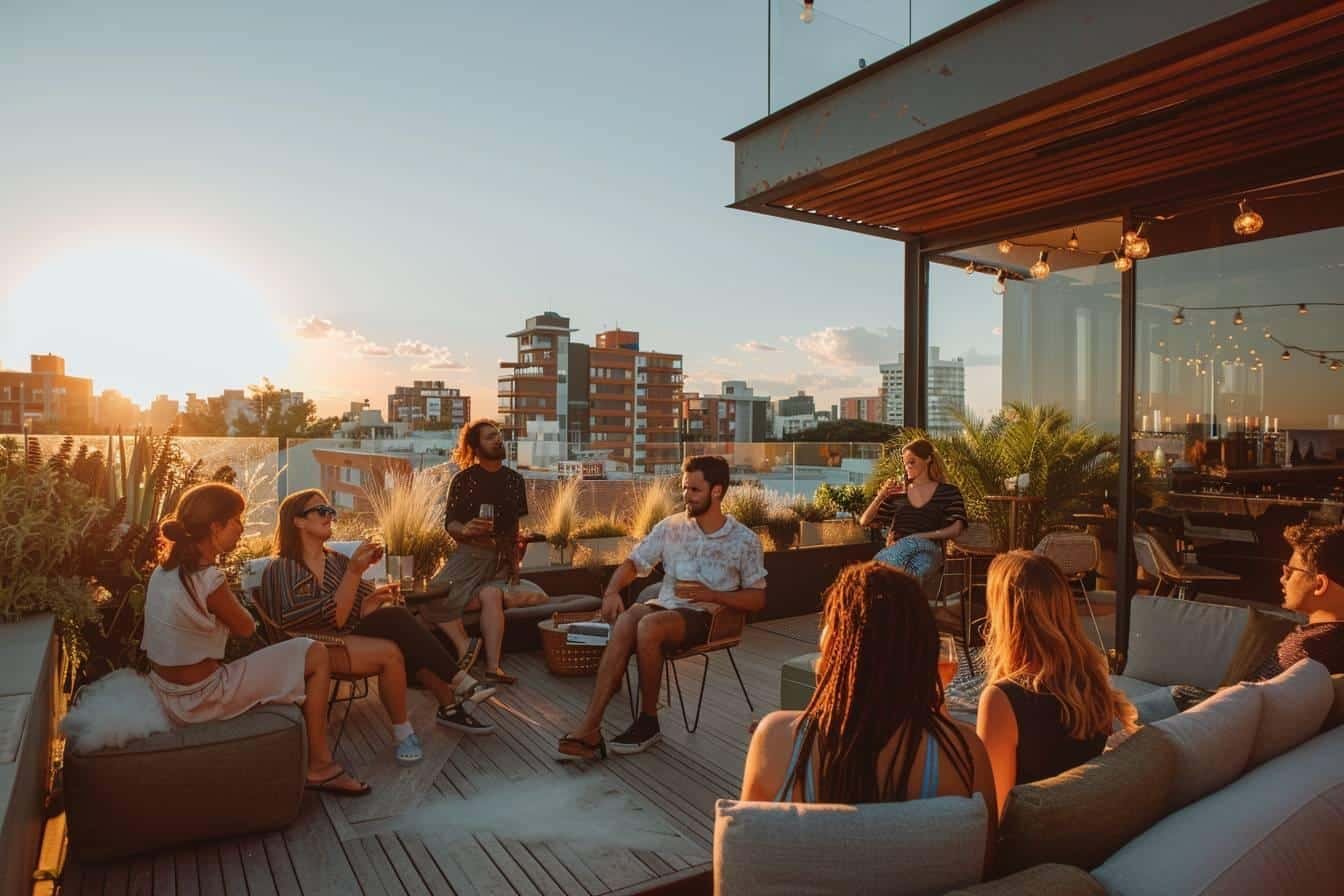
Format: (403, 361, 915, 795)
(565, 620, 611, 646)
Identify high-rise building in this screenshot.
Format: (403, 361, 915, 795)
(879, 347, 966, 434)
(498, 313, 684, 473)
(387, 381, 470, 429)
(94, 389, 142, 431)
(681, 380, 771, 444)
(0, 354, 93, 433)
(148, 395, 181, 431)
(839, 396, 884, 422)
(777, 390, 816, 418)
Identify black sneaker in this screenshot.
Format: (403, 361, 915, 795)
(435, 704, 496, 735)
(610, 714, 662, 754)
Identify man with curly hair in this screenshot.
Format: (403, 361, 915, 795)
(1259, 522, 1344, 677)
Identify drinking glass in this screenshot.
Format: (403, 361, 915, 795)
(478, 503, 496, 532)
(938, 633, 959, 688)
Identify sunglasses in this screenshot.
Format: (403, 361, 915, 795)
(299, 505, 338, 519)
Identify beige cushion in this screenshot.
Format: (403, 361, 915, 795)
(714, 795, 987, 896)
(1093, 723, 1344, 896)
(1152, 683, 1261, 811)
(996, 726, 1178, 874)
(1247, 658, 1334, 766)
(1326, 674, 1344, 731)
(1219, 606, 1299, 686)
(946, 864, 1105, 895)
(1125, 597, 1248, 689)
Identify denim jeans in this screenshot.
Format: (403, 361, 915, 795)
(875, 536, 942, 578)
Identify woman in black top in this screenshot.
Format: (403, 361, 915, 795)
(860, 438, 967, 579)
(976, 551, 1136, 812)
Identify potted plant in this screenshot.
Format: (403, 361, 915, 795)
(792, 494, 836, 546)
(722, 485, 775, 549)
(365, 468, 450, 588)
(630, 477, 678, 538)
(542, 476, 582, 565)
(573, 512, 635, 564)
(764, 507, 801, 552)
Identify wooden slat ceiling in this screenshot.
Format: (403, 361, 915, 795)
(766, 3, 1344, 241)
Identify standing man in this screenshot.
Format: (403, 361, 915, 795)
(557, 455, 767, 759)
(421, 419, 528, 687)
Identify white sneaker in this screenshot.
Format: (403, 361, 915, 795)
(395, 732, 424, 765)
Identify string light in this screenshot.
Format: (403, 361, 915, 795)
(1332, 360, 1342, 371)
(1233, 199, 1264, 236)
(1123, 224, 1150, 259)
(1281, 349, 1292, 360)
(964, 261, 975, 275)
(1298, 303, 1309, 315)
(1066, 231, 1080, 250)
(1029, 251, 1050, 280)
(800, 0, 815, 24)
(997, 240, 1013, 254)
(1232, 309, 1244, 326)
(992, 270, 1007, 295)
(1172, 308, 1185, 325)
(1114, 253, 1133, 272)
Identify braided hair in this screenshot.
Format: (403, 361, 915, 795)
(159, 482, 245, 599)
(797, 561, 975, 803)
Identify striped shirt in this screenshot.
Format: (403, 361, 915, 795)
(258, 551, 375, 635)
(888, 482, 968, 540)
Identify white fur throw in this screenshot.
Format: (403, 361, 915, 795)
(61, 668, 174, 754)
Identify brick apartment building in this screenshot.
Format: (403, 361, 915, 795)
(681, 380, 771, 444)
(312, 448, 414, 515)
(0, 354, 93, 433)
(839, 395, 884, 422)
(387, 381, 470, 430)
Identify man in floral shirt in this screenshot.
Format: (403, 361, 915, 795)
(557, 455, 767, 758)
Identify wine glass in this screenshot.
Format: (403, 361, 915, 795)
(478, 503, 496, 533)
(938, 633, 959, 688)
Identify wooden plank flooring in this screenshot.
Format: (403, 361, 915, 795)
(62, 616, 821, 895)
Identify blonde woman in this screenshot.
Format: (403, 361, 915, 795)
(976, 551, 1136, 812)
(861, 438, 967, 579)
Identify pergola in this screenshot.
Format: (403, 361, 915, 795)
(726, 0, 1344, 660)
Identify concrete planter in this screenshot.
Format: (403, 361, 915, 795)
(520, 541, 553, 571)
(574, 535, 637, 565)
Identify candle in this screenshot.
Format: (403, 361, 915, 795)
(1165, 415, 1172, 431)
(1273, 417, 1279, 433)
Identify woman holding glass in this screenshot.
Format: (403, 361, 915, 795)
(260, 489, 497, 767)
(860, 438, 968, 586)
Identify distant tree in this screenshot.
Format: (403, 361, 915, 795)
(178, 405, 229, 436)
(302, 415, 342, 438)
(782, 420, 898, 443)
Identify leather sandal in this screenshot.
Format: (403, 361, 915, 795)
(556, 732, 607, 761)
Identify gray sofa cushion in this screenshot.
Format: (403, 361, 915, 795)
(1092, 723, 1344, 896)
(946, 864, 1106, 895)
(1247, 658, 1334, 767)
(714, 795, 987, 895)
(1124, 597, 1248, 690)
(65, 703, 306, 862)
(1110, 674, 1178, 724)
(1152, 683, 1261, 812)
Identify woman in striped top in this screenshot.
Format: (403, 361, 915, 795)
(861, 439, 968, 582)
(259, 490, 498, 765)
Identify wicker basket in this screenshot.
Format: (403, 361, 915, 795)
(539, 610, 607, 676)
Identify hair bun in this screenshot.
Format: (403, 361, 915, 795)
(161, 519, 189, 541)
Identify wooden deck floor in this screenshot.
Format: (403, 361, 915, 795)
(61, 615, 825, 896)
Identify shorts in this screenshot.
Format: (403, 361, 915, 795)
(418, 543, 503, 623)
(649, 606, 713, 653)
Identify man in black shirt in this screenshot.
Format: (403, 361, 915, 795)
(1262, 523, 1344, 676)
(422, 419, 530, 686)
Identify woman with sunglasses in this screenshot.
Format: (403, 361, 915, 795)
(259, 490, 497, 766)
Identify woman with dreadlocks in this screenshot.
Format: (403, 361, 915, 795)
(741, 562, 996, 830)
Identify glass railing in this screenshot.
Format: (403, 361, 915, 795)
(766, 0, 999, 114)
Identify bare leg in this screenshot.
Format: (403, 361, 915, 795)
(302, 641, 336, 771)
(636, 611, 687, 717)
(474, 585, 506, 673)
(417, 668, 462, 707)
(436, 619, 471, 657)
(340, 635, 409, 726)
(570, 604, 652, 739)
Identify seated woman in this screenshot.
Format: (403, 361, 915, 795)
(976, 551, 1137, 813)
(142, 482, 369, 796)
(741, 563, 997, 851)
(259, 489, 498, 766)
(861, 438, 967, 584)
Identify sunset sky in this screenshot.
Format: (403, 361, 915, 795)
(0, 1, 1003, 420)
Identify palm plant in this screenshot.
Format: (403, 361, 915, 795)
(874, 403, 1122, 549)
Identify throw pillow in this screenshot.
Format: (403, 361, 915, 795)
(714, 796, 987, 896)
(946, 863, 1106, 895)
(1219, 606, 1300, 686)
(1152, 683, 1262, 811)
(1248, 658, 1334, 766)
(1124, 597, 1248, 689)
(995, 726, 1178, 875)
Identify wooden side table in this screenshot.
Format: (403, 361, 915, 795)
(985, 495, 1046, 550)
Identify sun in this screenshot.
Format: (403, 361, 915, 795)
(3, 238, 290, 404)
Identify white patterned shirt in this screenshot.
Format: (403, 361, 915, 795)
(629, 512, 768, 614)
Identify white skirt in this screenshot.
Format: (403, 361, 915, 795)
(149, 638, 314, 726)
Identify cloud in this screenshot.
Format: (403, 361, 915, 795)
(737, 340, 778, 353)
(357, 342, 393, 357)
(748, 372, 870, 397)
(424, 357, 468, 370)
(295, 316, 340, 339)
(793, 326, 903, 367)
(395, 340, 435, 357)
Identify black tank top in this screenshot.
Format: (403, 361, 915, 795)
(998, 681, 1106, 785)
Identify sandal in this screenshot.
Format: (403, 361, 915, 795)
(305, 768, 372, 797)
(556, 732, 607, 762)
(482, 669, 518, 686)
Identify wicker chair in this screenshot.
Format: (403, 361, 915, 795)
(940, 521, 998, 649)
(1131, 531, 1241, 600)
(1034, 531, 1105, 648)
(241, 558, 373, 752)
(623, 583, 753, 733)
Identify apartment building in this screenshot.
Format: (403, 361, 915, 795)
(839, 395, 884, 422)
(681, 380, 771, 444)
(312, 448, 413, 514)
(880, 347, 966, 434)
(387, 381, 470, 429)
(0, 354, 93, 433)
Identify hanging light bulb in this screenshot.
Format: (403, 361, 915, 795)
(1232, 309, 1244, 326)
(1233, 199, 1264, 236)
(1331, 360, 1342, 371)
(997, 239, 1013, 254)
(800, 0, 815, 24)
(964, 261, 976, 275)
(1124, 236, 1151, 259)
(992, 270, 1007, 295)
(1298, 303, 1309, 315)
(1066, 230, 1080, 251)
(1030, 251, 1050, 280)
(1113, 253, 1133, 272)
(1281, 349, 1292, 360)
(1172, 307, 1185, 325)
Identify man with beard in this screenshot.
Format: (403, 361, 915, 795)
(557, 455, 767, 758)
(422, 419, 529, 686)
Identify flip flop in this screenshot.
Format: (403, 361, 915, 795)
(305, 769, 372, 797)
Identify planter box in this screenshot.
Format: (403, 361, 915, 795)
(520, 541, 552, 571)
(800, 520, 869, 547)
(574, 535, 637, 564)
